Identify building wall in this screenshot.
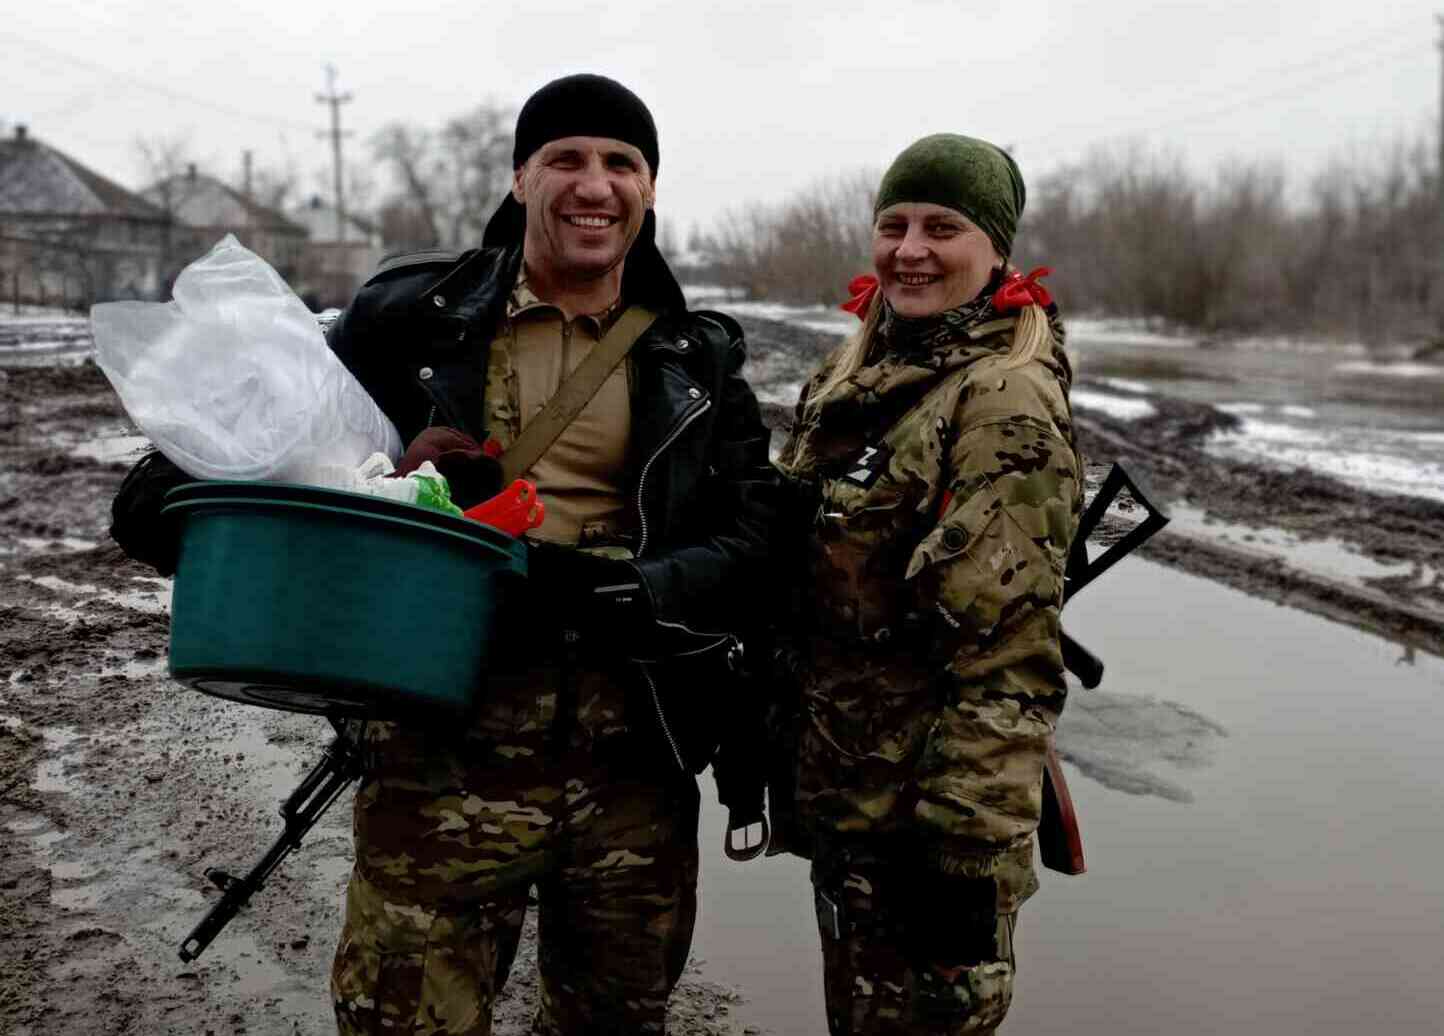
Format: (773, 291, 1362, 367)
(0, 216, 167, 308)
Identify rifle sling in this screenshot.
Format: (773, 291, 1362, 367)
(499, 305, 659, 484)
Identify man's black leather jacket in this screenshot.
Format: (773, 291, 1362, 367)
(325, 243, 780, 779)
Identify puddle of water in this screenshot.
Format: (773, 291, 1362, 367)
(1166, 503, 1417, 586)
(98, 658, 168, 680)
(690, 560, 1444, 1035)
(33, 726, 85, 795)
(33, 829, 71, 851)
(19, 574, 171, 615)
(50, 860, 97, 881)
(48, 852, 105, 913)
(53, 882, 105, 911)
(7, 815, 51, 835)
(311, 852, 355, 891)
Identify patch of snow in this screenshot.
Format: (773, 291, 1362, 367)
(18, 574, 170, 615)
(1071, 389, 1156, 421)
(1096, 377, 1151, 394)
(720, 299, 857, 337)
(1228, 335, 1369, 356)
(0, 307, 82, 322)
(1207, 418, 1444, 504)
(11, 537, 98, 554)
(70, 434, 150, 465)
(1165, 504, 1421, 585)
(1332, 360, 1444, 379)
(681, 283, 742, 306)
(1067, 318, 1196, 349)
(0, 337, 91, 352)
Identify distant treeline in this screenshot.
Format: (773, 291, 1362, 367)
(690, 139, 1444, 345)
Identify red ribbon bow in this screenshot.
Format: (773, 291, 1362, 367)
(991, 267, 1054, 313)
(840, 274, 879, 320)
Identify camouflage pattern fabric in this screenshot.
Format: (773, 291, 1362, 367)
(331, 665, 699, 1035)
(484, 275, 624, 452)
(810, 841, 1016, 1035)
(776, 302, 1081, 882)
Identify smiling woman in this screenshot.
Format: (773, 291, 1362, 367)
(772, 132, 1080, 1036)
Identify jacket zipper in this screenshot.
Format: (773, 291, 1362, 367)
(635, 397, 711, 558)
(639, 662, 687, 773)
(632, 387, 711, 775)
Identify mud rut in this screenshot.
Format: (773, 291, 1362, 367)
(3, 318, 1442, 1035)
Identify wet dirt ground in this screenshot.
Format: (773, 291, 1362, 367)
(2, 316, 1442, 1034)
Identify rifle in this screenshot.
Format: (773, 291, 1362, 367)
(1040, 463, 1171, 875)
(177, 727, 361, 962)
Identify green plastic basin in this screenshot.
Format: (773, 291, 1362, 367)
(161, 480, 527, 718)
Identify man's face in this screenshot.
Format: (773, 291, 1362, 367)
(512, 135, 655, 285)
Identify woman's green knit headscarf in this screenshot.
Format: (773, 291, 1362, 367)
(874, 133, 1026, 258)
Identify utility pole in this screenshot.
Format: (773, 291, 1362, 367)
(1437, 15, 1444, 326)
(316, 65, 353, 245)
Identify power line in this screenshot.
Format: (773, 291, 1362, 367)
(1027, 37, 1430, 164)
(1017, 21, 1429, 157)
(3, 31, 319, 134)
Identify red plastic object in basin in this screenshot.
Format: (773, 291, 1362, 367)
(463, 479, 545, 537)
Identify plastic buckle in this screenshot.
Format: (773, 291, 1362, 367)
(723, 815, 770, 862)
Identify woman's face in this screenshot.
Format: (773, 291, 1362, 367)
(872, 202, 1002, 317)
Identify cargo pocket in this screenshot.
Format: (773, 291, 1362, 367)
(909, 887, 1016, 1033)
(912, 690, 1052, 846)
(914, 952, 1015, 1032)
(332, 937, 428, 1035)
(331, 872, 492, 1035)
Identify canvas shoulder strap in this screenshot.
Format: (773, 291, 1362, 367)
(500, 305, 659, 483)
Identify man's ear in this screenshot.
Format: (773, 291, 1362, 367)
(511, 164, 527, 205)
(644, 173, 657, 211)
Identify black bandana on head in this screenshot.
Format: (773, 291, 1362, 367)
(512, 73, 659, 175)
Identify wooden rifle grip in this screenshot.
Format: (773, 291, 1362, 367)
(1039, 738, 1086, 875)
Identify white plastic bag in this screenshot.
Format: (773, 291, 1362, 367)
(91, 235, 401, 484)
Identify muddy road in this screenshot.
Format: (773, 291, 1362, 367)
(2, 315, 1441, 1034)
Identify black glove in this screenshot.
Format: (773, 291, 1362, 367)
(110, 449, 192, 576)
(525, 543, 652, 654)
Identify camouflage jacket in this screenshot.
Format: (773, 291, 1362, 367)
(777, 301, 1081, 891)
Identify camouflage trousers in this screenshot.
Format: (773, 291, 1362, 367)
(810, 841, 1018, 1035)
(331, 664, 700, 1036)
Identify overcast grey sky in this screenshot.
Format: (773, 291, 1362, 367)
(4, 0, 1438, 234)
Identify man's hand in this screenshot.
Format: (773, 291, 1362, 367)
(392, 427, 504, 510)
(525, 543, 652, 653)
(110, 450, 192, 576)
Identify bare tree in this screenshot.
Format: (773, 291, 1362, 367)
(134, 133, 194, 284)
(251, 155, 302, 212)
(702, 169, 876, 304)
(369, 101, 513, 251)
(369, 122, 443, 247)
(438, 103, 513, 245)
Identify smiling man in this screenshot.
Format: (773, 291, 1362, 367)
(321, 74, 779, 1035)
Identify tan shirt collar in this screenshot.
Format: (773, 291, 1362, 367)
(507, 272, 624, 334)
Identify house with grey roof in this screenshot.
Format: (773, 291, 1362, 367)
(0, 125, 172, 308)
(289, 194, 383, 308)
(142, 166, 308, 286)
